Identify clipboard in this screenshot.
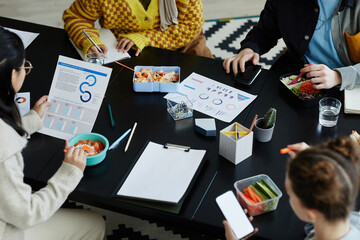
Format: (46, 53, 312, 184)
(114, 141, 207, 205)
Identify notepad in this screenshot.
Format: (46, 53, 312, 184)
(344, 88, 360, 114)
(70, 28, 130, 64)
(116, 141, 206, 204)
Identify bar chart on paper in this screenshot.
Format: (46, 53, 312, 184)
(165, 73, 257, 122)
(42, 99, 99, 137)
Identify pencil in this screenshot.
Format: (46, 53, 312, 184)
(235, 122, 238, 141)
(82, 30, 103, 53)
(125, 122, 137, 152)
(108, 104, 115, 128)
(248, 114, 258, 134)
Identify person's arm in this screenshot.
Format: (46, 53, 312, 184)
(240, 0, 281, 55)
(335, 63, 360, 90)
(63, 0, 105, 54)
(0, 155, 83, 228)
(21, 110, 42, 135)
(116, 0, 203, 51)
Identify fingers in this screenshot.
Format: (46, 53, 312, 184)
(252, 53, 260, 65)
(117, 38, 130, 52)
(100, 45, 108, 55)
(124, 41, 134, 52)
(65, 140, 70, 150)
(35, 95, 48, 106)
(135, 48, 141, 57)
(287, 142, 309, 153)
(223, 220, 237, 240)
(286, 142, 309, 158)
(223, 57, 232, 74)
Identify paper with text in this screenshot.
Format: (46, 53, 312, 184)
(39, 55, 112, 140)
(165, 73, 257, 122)
(117, 141, 206, 204)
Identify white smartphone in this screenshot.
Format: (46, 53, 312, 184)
(216, 191, 254, 239)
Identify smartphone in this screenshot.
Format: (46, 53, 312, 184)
(216, 191, 254, 239)
(234, 64, 262, 87)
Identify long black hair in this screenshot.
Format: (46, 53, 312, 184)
(0, 27, 27, 136)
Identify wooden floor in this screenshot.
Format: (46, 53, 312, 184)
(0, 0, 265, 28)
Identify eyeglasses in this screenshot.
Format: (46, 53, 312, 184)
(19, 60, 33, 75)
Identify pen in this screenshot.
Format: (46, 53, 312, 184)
(125, 122, 137, 152)
(82, 30, 103, 53)
(108, 104, 115, 128)
(108, 128, 131, 151)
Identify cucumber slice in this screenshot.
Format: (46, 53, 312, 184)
(260, 180, 278, 197)
(249, 185, 268, 201)
(253, 182, 272, 199)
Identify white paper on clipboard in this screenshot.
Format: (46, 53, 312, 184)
(117, 141, 206, 204)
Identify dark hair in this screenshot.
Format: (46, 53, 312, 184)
(0, 27, 27, 136)
(287, 137, 360, 221)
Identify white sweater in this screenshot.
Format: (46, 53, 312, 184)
(0, 110, 83, 240)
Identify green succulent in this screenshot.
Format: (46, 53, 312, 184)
(262, 108, 277, 129)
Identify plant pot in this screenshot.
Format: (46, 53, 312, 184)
(254, 118, 275, 142)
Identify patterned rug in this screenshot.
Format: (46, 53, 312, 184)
(203, 16, 286, 69)
(76, 17, 284, 240)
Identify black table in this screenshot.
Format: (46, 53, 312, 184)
(2, 16, 359, 240)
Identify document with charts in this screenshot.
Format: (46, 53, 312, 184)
(39, 55, 112, 140)
(165, 73, 257, 122)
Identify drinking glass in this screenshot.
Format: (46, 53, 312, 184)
(85, 52, 105, 65)
(319, 97, 341, 127)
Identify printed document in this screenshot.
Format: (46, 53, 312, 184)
(39, 55, 112, 140)
(165, 73, 257, 122)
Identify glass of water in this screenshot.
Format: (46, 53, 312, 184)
(85, 52, 105, 65)
(319, 97, 341, 127)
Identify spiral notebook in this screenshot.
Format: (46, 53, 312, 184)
(116, 141, 206, 204)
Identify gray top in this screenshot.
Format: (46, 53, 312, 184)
(304, 211, 360, 240)
(332, 2, 360, 90)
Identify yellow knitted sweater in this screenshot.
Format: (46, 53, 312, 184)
(63, 0, 204, 54)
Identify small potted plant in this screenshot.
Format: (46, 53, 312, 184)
(254, 108, 277, 142)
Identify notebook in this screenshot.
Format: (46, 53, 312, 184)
(116, 141, 206, 204)
(344, 88, 360, 114)
(70, 28, 130, 64)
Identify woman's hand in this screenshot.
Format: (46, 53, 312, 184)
(88, 45, 108, 56)
(223, 48, 260, 76)
(286, 142, 310, 158)
(223, 209, 259, 240)
(33, 95, 52, 118)
(64, 141, 86, 172)
(301, 64, 341, 89)
(116, 37, 141, 56)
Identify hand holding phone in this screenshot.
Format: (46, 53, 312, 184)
(234, 63, 262, 87)
(216, 191, 254, 239)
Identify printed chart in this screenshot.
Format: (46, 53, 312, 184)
(165, 73, 256, 122)
(39, 55, 112, 140)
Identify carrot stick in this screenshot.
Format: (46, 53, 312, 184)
(280, 147, 291, 154)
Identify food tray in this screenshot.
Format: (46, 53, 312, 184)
(133, 66, 180, 93)
(234, 174, 282, 216)
(279, 72, 326, 107)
